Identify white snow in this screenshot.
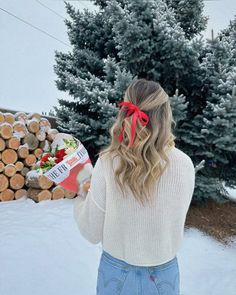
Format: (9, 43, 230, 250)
(0, 197, 235, 295)
(13, 121, 26, 127)
(26, 169, 42, 180)
(18, 143, 29, 149)
(42, 140, 50, 152)
(225, 185, 236, 202)
(12, 131, 25, 139)
(26, 117, 40, 124)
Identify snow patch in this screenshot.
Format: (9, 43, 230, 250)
(0, 199, 235, 294)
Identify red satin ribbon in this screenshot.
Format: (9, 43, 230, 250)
(118, 101, 149, 147)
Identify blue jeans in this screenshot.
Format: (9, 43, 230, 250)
(96, 250, 180, 295)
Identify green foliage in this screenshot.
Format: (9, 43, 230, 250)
(185, 25, 236, 202)
(165, 0, 208, 39)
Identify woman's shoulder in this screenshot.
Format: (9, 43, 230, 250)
(97, 153, 115, 169)
(170, 146, 194, 170)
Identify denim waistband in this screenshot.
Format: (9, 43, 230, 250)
(101, 249, 177, 270)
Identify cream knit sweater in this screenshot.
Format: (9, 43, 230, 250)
(73, 146, 195, 266)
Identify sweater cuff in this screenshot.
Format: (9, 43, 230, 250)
(74, 194, 86, 204)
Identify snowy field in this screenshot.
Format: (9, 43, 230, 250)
(0, 197, 235, 295)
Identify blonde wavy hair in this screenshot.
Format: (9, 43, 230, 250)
(99, 78, 176, 206)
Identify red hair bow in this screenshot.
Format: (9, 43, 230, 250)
(118, 101, 149, 147)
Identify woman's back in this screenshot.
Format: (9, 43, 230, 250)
(73, 78, 196, 294)
(100, 145, 195, 266)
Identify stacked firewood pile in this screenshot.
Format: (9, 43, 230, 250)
(0, 111, 76, 202)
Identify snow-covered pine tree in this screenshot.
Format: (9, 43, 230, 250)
(54, 0, 195, 162)
(54, 5, 133, 161)
(94, 0, 208, 40)
(170, 89, 188, 129)
(54, 61, 133, 161)
(165, 0, 208, 39)
(185, 20, 236, 203)
(105, 0, 204, 96)
(93, 0, 126, 9)
(95, 0, 211, 204)
(195, 73, 236, 203)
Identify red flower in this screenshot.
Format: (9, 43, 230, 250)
(55, 148, 66, 159)
(54, 149, 66, 164)
(41, 153, 50, 163)
(55, 157, 63, 164)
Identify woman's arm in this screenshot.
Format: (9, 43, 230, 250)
(73, 156, 106, 244)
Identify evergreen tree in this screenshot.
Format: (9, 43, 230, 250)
(93, 0, 126, 9)
(184, 21, 236, 203)
(165, 0, 208, 39)
(54, 0, 236, 203)
(54, 0, 194, 162)
(94, 0, 208, 39)
(194, 72, 236, 203)
(105, 0, 204, 97)
(54, 57, 133, 162)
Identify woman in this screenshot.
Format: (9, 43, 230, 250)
(73, 78, 195, 295)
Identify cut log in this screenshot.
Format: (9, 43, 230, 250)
(40, 118, 51, 131)
(14, 112, 28, 123)
(4, 164, 17, 177)
(30, 164, 38, 170)
(24, 154, 37, 167)
(27, 119, 40, 133)
(13, 121, 28, 138)
(9, 173, 25, 190)
(0, 189, 14, 201)
(46, 129, 59, 142)
(15, 189, 27, 200)
(4, 113, 15, 125)
(39, 140, 50, 152)
(25, 171, 53, 189)
(64, 189, 77, 199)
(36, 129, 46, 141)
(18, 144, 29, 158)
(0, 112, 5, 123)
(28, 113, 41, 121)
(27, 188, 52, 202)
(34, 148, 43, 159)
(0, 161, 5, 172)
(15, 161, 24, 172)
(6, 137, 21, 150)
(23, 133, 39, 150)
(0, 123, 13, 139)
(0, 174, 9, 192)
(21, 167, 30, 176)
(0, 137, 6, 151)
(2, 149, 18, 164)
(52, 186, 65, 200)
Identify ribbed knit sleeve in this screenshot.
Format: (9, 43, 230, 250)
(73, 156, 106, 244)
(187, 156, 196, 201)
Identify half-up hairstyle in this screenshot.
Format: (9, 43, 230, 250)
(99, 78, 176, 207)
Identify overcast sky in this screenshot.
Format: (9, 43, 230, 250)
(0, 0, 235, 115)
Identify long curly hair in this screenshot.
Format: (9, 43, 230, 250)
(99, 78, 176, 206)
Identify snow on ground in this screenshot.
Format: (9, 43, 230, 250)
(225, 185, 236, 202)
(0, 197, 235, 295)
